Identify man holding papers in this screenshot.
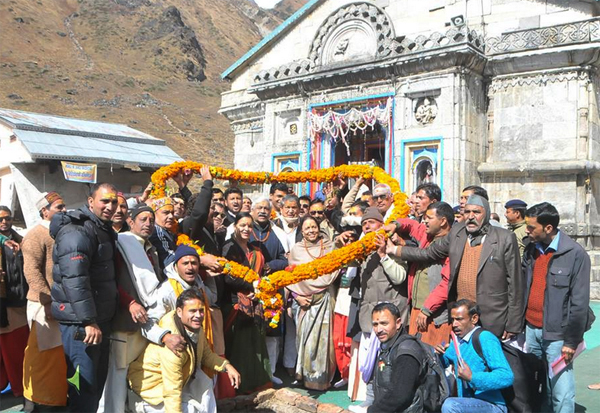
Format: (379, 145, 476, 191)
(435, 300, 513, 413)
(522, 202, 592, 413)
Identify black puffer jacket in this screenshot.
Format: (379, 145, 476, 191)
(50, 206, 118, 325)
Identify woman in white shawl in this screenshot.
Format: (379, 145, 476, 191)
(287, 215, 340, 390)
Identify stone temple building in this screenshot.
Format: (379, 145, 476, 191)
(219, 0, 600, 297)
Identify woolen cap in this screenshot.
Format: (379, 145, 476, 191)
(173, 245, 199, 263)
(35, 191, 62, 211)
(361, 207, 384, 223)
(504, 199, 527, 209)
(129, 204, 154, 220)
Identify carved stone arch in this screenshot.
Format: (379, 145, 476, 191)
(308, 2, 395, 68)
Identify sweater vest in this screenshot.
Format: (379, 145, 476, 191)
(525, 250, 553, 328)
(456, 243, 483, 302)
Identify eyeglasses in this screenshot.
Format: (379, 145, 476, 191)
(0, 216, 13, 222)
(372, 194, 389, 201)
(300, 204, 310, 209)
(215, 213, 226, 219)
(310, 210, 325, 215)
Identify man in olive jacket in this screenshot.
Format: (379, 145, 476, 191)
(50, 183, 119, 412)
(395, 195, 524, 339)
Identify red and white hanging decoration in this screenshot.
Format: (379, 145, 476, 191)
(308, 97, 392, 155)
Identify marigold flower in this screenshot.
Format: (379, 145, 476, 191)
(150, 161, 409, 326)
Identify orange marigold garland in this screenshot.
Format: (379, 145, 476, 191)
(151, 162, 409, 327)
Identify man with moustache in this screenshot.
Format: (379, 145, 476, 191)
(372, 183, 394, 221)
(368, 302, 427, 413)
(348, 208, 408, 413)
(21, 192, 67, 411)
(249, 199, 288, 273)
(223, 188, 243, 227)
(435, 300, 514, 413)
(211, 188, 225, 205)
(396, 195, 524, 340)
(272, 194, 302, 252)
(249, 198, 288, 384)
(50, 183, 119, 412)
(179, 166, 224, 274)
(148, 197, 177, 271)
(98, 204, 178, 413)
(392, 202, 454, 346)
(112, 192, 130, 233)
(459, 185, 502, 228)
(298, 195, 311, 218)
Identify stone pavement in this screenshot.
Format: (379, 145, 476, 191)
(2, 301, 599, 412)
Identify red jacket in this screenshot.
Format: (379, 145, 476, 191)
(396, 219, 450, 314)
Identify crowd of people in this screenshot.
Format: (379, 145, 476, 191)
(0, 168, 594, 413)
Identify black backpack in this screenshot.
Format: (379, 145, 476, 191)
(398, 336, 451, 412)
(472, 329, 547, 413)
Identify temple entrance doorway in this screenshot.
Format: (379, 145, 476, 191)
(334, 123, 386, 168)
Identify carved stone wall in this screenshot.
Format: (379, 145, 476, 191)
(486, 18, 600, 55)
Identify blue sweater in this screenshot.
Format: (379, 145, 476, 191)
(442, 328, 514, 406)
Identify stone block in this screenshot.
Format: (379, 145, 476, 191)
(275, 388, 301, 405)
(317, 403, 344, 413)
(254, 388, 277, 404)
(296, 395, 318, 412)
(216, 398, 236, 413)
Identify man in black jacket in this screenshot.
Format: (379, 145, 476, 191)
(368, 302, 424, 413)
(51, 183, 119, 412)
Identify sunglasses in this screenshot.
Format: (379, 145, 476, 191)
(0, 216, 13, 222)
(372, 194, 389, 201)
(300, 204, 310, 209)
(310, 210, 325, 215)
(215, 213, 227, 219)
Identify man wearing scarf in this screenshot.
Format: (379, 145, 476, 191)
(147, 245, 217, 346)
(249, 198, 288, 384)
(396, 195, 525, 339)
(272, 194, 303, 253)
(97, 205, 176, 413)
(148, 197, 177, 271)
(144, 245, 218, 411)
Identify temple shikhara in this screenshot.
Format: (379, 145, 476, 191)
(219, 0, 600, 297)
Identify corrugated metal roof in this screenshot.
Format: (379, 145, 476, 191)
(221, 0, 324, 80)
(14, 129, 182, 167)
(0, 108, 160, 144)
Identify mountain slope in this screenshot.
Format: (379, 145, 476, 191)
(0, 0, 305, 167)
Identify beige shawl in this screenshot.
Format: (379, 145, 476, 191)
(287, 238, 340, 296)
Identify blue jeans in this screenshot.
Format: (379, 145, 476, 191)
(60, 323, 111, 413)
(526, 324, 575, 413)
(442, 397, 507, 413)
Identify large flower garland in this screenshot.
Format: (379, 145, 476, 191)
(151, 161, 409, 327)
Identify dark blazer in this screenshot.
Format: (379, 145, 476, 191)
(400, 222, 524, 337)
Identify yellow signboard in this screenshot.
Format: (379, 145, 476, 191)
(61, 161, 97, 184)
